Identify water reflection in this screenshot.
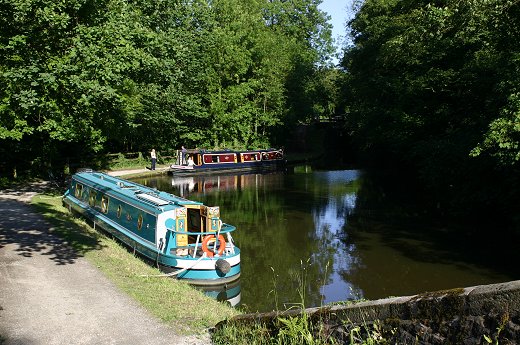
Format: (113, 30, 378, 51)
(132, 168, 516, 312)
(195, 280, 241, 307)
(169, 173, 284, 198)
(311, 172, 362, 303)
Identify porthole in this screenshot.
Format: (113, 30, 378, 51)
(137, 214, 143, 230)
(101, 195, 109, 214)
(75, 184, 83, 198)
(89, 190, 97, 207)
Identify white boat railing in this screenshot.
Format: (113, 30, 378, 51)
(168, 223, 237, 258)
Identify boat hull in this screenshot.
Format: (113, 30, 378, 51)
(169, 161, 284, 175)
(63, 191, 240, 285)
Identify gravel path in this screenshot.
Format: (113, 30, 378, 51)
(106, 167, 169, 177)
(0, 182, 208, 345)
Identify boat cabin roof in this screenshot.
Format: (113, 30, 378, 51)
(180, 148, 281, 155)
(72, 171, 202, 213)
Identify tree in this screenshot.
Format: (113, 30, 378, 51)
(341, 0, 520, 229)
(0, 0, 334, 176)
(200, 0, 333, 148)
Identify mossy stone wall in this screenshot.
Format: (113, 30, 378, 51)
(223, 280, 520, 344)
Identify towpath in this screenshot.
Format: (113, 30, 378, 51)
(106, 166, 169, 177)
(0, 181, 207, 345)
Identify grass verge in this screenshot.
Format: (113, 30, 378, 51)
(105, 152, 175, 171)
(212, 316, 393, 345)
(30, 192, 240, 334)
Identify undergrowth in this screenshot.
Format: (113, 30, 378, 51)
(107, 152, 175, 170)
(212, 260, 392, 344)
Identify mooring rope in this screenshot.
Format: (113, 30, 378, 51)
(139, 252, 207, 278)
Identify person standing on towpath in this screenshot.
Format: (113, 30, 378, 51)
(150, 148, 157, 170)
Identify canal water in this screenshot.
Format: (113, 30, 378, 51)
(132, 167, 518, 312)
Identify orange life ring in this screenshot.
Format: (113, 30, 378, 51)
(201, 234, 226, 258)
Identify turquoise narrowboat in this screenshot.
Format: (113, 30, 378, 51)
(62, 170, 240, 285)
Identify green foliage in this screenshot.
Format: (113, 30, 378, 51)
(348, 321, 390, 345)
(277, 315, 315, 345)
(0, 0, 333, 176)
(201, 0, 334, 149)
(107, 152, 147, 170)
(471, 92, 520, 164)
(341, 0, 520, 227)
(213, 301, 391, 344)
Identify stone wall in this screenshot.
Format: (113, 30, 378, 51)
(219, 280, 520, 344)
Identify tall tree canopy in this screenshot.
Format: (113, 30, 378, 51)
(0, 0, 333, 174)
(341, 0, 520, 228)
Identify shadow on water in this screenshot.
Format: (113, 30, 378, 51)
(341, 169, 520, 299)
(346, 170, 520, 275)
(132, 168, 519, 312)
(0, 198, 104, 265)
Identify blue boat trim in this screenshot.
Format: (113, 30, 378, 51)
(63, 170, 241, 285)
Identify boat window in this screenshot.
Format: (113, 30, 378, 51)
(212, 155, 219, 163)
(137, 214, 143, 230)
(101, 195, 109, 214)
(188, 208, 202, 232)
(75, 183, 83, 198)
(117, 205, 122, 218)
(89, 190, 97, 207)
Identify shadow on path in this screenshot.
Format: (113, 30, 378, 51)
(0, 197, 103, 266)
(0, 182, 206, 345)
